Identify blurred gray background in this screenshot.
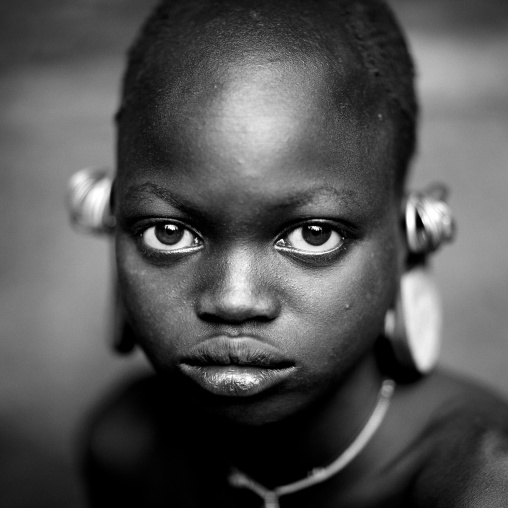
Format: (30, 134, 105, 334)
(0, 1, 507, 506)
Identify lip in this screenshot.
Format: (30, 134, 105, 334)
(179, 337, 295, 397)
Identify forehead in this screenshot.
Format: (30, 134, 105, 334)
(117, 40, 395, 213)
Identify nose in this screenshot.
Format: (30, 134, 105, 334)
(196, 247, 281, 324)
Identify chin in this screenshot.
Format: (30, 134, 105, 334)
(175, 381, 300, 426)
(190, 383, 332, 430)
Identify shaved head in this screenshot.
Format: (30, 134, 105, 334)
(117, 0, 417, 191)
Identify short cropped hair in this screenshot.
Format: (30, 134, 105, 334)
(118, 0, 418, 190)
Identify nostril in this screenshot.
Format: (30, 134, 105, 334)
(196, 292, 281, 324)
(198, 307, 277, 325)
(196, 252, 281, 324)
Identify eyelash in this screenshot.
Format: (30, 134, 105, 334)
(131, 220, 204, 258)
(274, 221, 347, 258)
(132, 219, 349, 261)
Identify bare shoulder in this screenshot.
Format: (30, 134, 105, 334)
(81, 375, 228, 507)
(405, 370, 508, 507)
(82, 374, 166, 474)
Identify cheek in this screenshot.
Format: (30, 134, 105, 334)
(115, 219, 401, 383)
(115, 236, 197, 364)
(283, 235, 399, 375)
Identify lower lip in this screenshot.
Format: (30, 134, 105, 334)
(180, 365, 295, 397)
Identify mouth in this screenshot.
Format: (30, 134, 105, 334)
(179, 337, 296, 397)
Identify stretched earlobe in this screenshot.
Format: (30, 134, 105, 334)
(383, 266, 442, 376)
(67, 167, 115, 234)
(68, 168, 135, 354)
(382, 184, 455, 377)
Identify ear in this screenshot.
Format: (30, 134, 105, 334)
(381, 184, 454, 378)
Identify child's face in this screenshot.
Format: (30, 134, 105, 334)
(115, 56, 404, 424)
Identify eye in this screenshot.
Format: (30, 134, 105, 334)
(141, 223, 202, 252)
(276, 223, 343, 254)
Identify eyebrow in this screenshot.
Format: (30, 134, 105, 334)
(267, 187, 360, 211)
(125, 181, 360, 212)
(125, 182, 198, 214)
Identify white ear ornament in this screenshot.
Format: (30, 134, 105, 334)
(384, 184, 455, 376)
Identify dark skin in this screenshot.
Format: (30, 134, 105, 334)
(84, 11, 508, 508)
(116, 34, 400, 466)
(84, 371, 508, 507)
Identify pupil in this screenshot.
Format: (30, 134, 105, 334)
(302, 225, 331, 246)
(155, 224, 184, 245)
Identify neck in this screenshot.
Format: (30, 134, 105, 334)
(218, 353, 383, 488)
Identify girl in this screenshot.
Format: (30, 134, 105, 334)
(69, 0, 508, 506)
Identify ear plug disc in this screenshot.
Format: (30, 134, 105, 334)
(384, 267, 442, 374)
